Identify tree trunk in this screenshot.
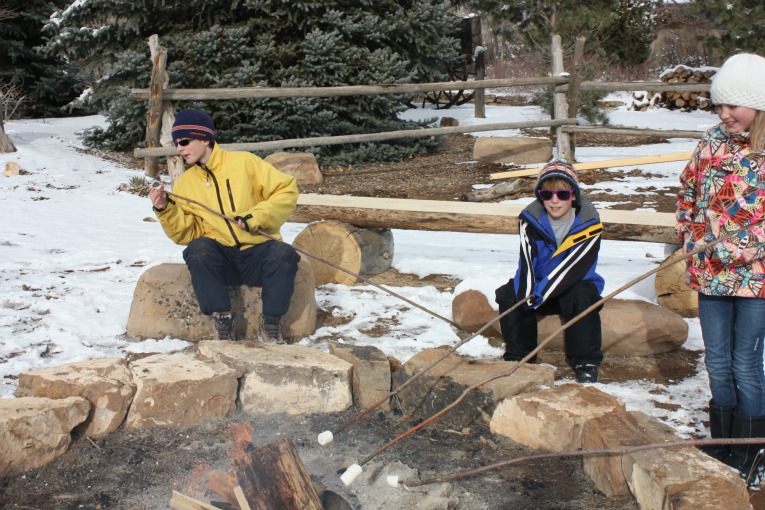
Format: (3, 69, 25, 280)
(0, 92, 17, 153)
(293, 220, 394, 285)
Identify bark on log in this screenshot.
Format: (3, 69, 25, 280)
(233, 438, 322, 510)
(293, 220, 393, 285)
(461, 179, 527, 202)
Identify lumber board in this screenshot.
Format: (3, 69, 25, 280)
(169, 491, 223, 510)
(290, 194, 678, 244)
(489, 151, 694, 180)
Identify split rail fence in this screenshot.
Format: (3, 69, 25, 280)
(131, 35, 712, 244)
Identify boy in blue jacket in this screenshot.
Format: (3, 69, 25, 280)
(495, 160, 604, 383)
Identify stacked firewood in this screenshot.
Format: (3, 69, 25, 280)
(629, 64, 716, 112)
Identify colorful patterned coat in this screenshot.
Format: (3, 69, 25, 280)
(676, 125, 765, 298)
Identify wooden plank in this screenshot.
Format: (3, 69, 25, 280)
(233, 486, 252, 510)
(489, 152, 694, 180)
(290, 194, 678, 244)
(169, 490, 223, 510)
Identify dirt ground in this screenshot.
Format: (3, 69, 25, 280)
(3, 132, 760, 509)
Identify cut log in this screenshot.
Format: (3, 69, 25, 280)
(207, 470, 238, 508)
(461, 179, 529, 202)
(233, 438, 322, 510)
(293, 220, 393, 285)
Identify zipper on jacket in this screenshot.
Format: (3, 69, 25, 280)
(203, 166, 241, 248)
(226, 179, 236, 212)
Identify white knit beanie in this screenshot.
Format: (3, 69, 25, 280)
(710, 53, 765, 111)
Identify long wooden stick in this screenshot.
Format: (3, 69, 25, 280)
(155, 184, 462, 329)
(402, 437, 765, 487)
(327, 297, 531, 440)
(490, 151, 694, 180)
(348, 217, 765, 469)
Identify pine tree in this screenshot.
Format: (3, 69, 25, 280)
(0, 0, 85, 118)
(691, 0, 765, 57)
(43, 0, 462, 164)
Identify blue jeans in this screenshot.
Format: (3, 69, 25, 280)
(183, 237, 300, 318)
(699, 294, 765, 417)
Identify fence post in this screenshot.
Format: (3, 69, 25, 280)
(566, 36, 585, 162)
(471, 16, 486, 119)
(551, 34, 571, 162)
(143, 35, 166, 179)
(146, 35, 185, 184)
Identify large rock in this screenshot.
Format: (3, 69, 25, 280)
(472, 137, 552, 165)
(14, 358, 135, 437)
(490, 384, 624, 451)
(626, 437, 750, 510)
(197, 341, 353, 415)
(392, 347, 555, 428)
(0, 396, 90, 477)
(125, 353, 240, 429)
(265, 152, 324, 186)
(328, 342, 392, 411)
(581, 410, 680, 497)
(452, 290, 688, 356)
(655, 249, 698, 317)
(126, 256, 317, 342)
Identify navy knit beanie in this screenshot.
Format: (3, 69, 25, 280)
(172, 109, 215, 143)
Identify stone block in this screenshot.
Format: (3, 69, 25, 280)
(0, 396, 90, 477)
(452, 290, 688, 356)
(14, 358, 135, 437)
(126, 256, 316, 342)
(4, 161, 20, 177)
(197, 341, 352, 415)
(581, 410, 679, 497)
(626, 443, 750, 510)
(265, 152, 324, 186)
(125, 353, 240, 429)
(392, 347, 554, 428)
(328, 342, 391, 411)
(472, 137, 552, 165)
(490, 384, 624, 451)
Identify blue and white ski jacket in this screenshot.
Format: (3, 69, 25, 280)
(513, 198, 605, 309)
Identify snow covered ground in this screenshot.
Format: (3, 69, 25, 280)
(0, 96, 719, 438)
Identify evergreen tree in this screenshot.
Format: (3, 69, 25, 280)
(43, 0, 462, 164)
(691, 0, 765, 56)
(0, 0, 85, 118)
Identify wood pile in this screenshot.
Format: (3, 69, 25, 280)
(629, 64, 716, 112)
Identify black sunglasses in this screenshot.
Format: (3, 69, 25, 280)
(539, 189, 574, 201)
(174, 138, 192, 147)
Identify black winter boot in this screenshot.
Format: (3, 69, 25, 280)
(726, 414, 765, 487)
(212, 310, 236, 341)
(699, 400, 736, 462)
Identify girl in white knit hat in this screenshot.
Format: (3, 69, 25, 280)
(676, 52, 765, 486)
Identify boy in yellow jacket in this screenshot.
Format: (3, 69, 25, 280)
(148, 109, 299, 342)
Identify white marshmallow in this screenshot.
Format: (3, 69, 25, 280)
(340, 463, 363, 486)
(317, 430, 333, 445)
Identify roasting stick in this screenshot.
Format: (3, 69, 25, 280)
(341, 217, 765, 486)
(399, 437, 765, 487)
(318, 296, 532, 448)
(151, 180, 461, 329)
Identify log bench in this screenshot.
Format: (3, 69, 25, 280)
(289, 193, 678, 244)
(126, 256, 317, 342)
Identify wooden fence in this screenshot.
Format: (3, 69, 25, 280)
(129, 35, 713, 244)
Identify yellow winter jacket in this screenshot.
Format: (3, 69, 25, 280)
(156, 144, 298, 249)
